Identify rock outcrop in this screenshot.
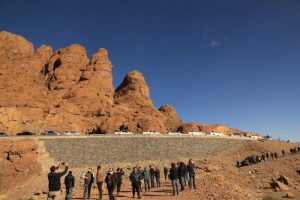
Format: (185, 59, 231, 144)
(0, 31, 244, 135)
(0, 139, 41, 193)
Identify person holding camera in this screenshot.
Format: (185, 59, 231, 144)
(47, 162, 69, 200)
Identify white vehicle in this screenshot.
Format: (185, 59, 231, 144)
(142, 131, 160, 135)
(167, 132, 182, 136)
(251, 135, 260, 140)
(188, 131, 206, 136)
(230, 133, 242, 138)
(209, 132, 224, 137)
(114, 131, 133, 135)
(64, 132, 81, 136)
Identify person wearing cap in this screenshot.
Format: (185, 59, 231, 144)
(47, 163, 69, 200)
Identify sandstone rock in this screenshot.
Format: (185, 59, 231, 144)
(0, 31, 34, 59)
(115, 70, 152, 107)
(0, 31, 245, 135)
(159, 105, 183, 131)
(36, 44, 52, 63)
(286, 192, 295, 198)
(271, 180, 290, 191)
(0, 139, 41, 193)
(204, 164, 220, 172)
(43, 44, 89, 90)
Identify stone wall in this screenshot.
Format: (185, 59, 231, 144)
(41, 136, 246, 168)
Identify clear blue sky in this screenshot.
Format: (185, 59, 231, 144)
(1, 0, 300, 141)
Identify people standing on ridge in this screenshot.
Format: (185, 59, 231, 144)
(178, 162, 186, 190)
(261, 154, 266, 161)
(271, 152, 274, 160)
(282, 150, 285, 157)
(116, 167, 124, 196)
(183, 162, 189, 186)
(105, 168, 118, 200)
(169, 163, 179, 196)
(149, 165, 155, 188)
(129, 167, 142, 199)
(163, 167, 168, 182)
(83, 168, 94, 200)
(47, 163, 69, 200)
(187, 159, 197, 189)
(154, 167, 161, 187)
(143, 167, 151, 192)
(64, 170, 75, 200)
(96, 165, 104, 200)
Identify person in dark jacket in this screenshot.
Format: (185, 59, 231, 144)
(143, 167, 151, 192)
(163, 167, 168, 182)
(105, 168, 118, 200)
(178, 162, 186, 190)
(64, 171, 75, 200)
(48, 163, 69, 200)
(154, 167, 161, 187)
(169, 163, 179, 196)
(116, 167, 124, 195)
(266, 152, 269, 160)
(187, 159, 196, 189)
(83, 168, 94, 200)
(129, 167, 142, 199)
(149, 165, 155, 188)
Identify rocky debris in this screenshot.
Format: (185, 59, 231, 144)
(270, 179, 290, 191)
(286, 192, 295, 198)
(203, 164, 221, 172)
(0, 139, 41, 193)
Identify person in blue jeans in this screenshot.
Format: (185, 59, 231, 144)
(169, 163, 179, 196)
(154, 167, 161, 187)
(64, 171, 75, 200)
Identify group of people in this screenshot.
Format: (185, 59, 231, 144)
(236, 146, 300, 167)
(47, 159, 198, 200)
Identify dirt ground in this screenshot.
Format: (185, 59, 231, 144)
(2, 140, 300, 200)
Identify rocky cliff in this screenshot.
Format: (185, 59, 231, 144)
(0, 31, 241, 135)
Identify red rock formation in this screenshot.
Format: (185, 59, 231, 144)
(0, 31, 244, 135)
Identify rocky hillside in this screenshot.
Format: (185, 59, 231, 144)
(0, 31, 242, 135)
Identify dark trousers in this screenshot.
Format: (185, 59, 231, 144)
(150, 176, 155, 188)
(144, 179, 150, 192)
(189, 175, 196, 189)
(179, 176, 185, 190)
(156, 177, 161, 187)
(132, 183, 141, 198)
(83, 183, 92, 199)
(164, 174, 168, 181)
(107, 186, 115, 200)
(117, 181, 122, 193)
(96, 182, 103, 199)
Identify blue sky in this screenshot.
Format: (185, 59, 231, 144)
(1, 0, 300, 141)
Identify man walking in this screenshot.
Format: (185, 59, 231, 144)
(163, 167, 168, 182)
(149, 165, 155, 188)
(83, 168, 94, 200)
(116, 168, 124, 196)
(178, 162, 185, 190)
(154, 167, 161, 187)
(64, 170, 75, 200)
(47, 163, 69, 200)
(96, 165, 104, 200)
(105, 168, 118, 200)
(143, 167, 151, 192)
(129, 167, 142, 199)
(169, 163, 179, 196)
(187, 159, 197, 189)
